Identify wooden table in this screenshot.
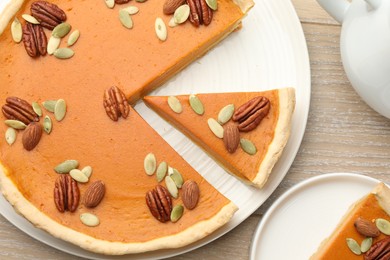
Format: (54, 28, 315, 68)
(1, 0, 390, 259)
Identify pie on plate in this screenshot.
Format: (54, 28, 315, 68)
(0, 0, 254, 255)
(144, 88, 296, 188)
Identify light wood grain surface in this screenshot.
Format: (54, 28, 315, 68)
(1, 0, 390, 259)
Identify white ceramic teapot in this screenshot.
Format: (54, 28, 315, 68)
(317, 0, 390, 119)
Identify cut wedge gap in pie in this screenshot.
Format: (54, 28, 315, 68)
(144, 87, 296, 188)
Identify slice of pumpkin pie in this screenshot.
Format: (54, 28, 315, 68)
(311, 183, 390, 259)
(144, 88, 296, 188)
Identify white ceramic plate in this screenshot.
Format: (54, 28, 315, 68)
(250, 173, 382, 260)
(0, 0, 310, 258)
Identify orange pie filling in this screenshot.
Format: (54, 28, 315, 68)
(0, 0, 253, 253)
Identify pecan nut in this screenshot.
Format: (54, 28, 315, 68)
(22, 23, 47, 57)
(22, 122, 42, 151)
(365, 236, 390, 260)
(103, 86, 130, 121)
(2, 96, 40, 125)
(187, 0, 213, 27)
(31, 1, 67, 30)
(223, 123, 240, 153)
(146, 185, 172, 222)
(54, 175, 80, 213)
(232, 96, 271, 132)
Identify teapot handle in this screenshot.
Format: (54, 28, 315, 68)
(316, 0, 350, 23)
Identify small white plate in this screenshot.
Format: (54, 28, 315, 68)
(250, 173, 382, 260)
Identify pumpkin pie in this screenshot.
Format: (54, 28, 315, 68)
(311, 183, 390, 259)
(144, 88, 296, 188)
(0, 0, 253, 255)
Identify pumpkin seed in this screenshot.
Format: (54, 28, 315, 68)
(240, 138, 257, 155)
(168, 17, 178, 28)
(123, 6, 139, 15)
(11, 18, 22, 43)
(5, 120, 26, 130)
(82, 166, 93, 178)
(105, 0, 115, 8)
(47, 36, 61, 55)
(376, 218, 390, 235)
(119, 9, 133, 29)
(5, 127, 16, 145)
(54, 48, 74, 59)
(346, 238, 361, 255)
(42, 100, 57, 112)
(22, 14, 39, 24)
(52, 22, 71, 38)
(170, 204, 184, 222)
(207, 118, 223, 138)
(80, 213, 100, 227)
(54, 160, 79, 174)
(170, 168, 184, 188)
(144, 153, 157, 175)
(165, 175, 178, 198)
(155, 17, 167, 41)
(218, 104, 234, 125)
(174, 5, 190, 24)
(156, 161, 167, 182)
(31, 102, 42, 117)
(168, 166, 174, 175)
(205, 0, 218, 10)
(43, 115, 52, 134)
(70, 169, 89, 183)
(189, 94, 204, 115)
(67, 30, 80, 46)
(54, 99, 66, 121)
(167, 96, 182, 113)
(361, 237, 372, 253)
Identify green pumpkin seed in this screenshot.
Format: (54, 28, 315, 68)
(168, 166, 174, 175)
(11, 18, 22, 43)
(105, 0, 115, 8)
(205, 0, 217, 10)
(32, 102, 42, 117)
(361, 237, 372, 253)
(207, 118, 223, 138)
(54, 99, 66, 121)
(123, 6, 139, 15)
(52, 22, 71, 38)
(170, 204, 184, 222)
(165, 175, 178, 198)
(82, 166, 93, 178)
(156, 161, 167, 182)
(170, 168, 184, 188)
(47, 36, 61, 55)
(80, 213, 100, 227)
(168, 17, 178, 28)
(119, 9, 133, 29)
(5, 127, 16, 145)
(346, 238, 361, 255)
(240, 138, 257, 155)
(43, 115, 52, 134)
(54, 48, 74, 59)
(5, 120, 27, 130)
(54, 159, 79, 174)
(155, 17, 167, 41)
(22, 14, 39, 24)
(70, 169, 89, 183)
(218, 104, 234, 125)
(174, 5, 190, 24)
(42, 100, 57, 112)
(67, 30, 80, 46)
(167, 96, 182, 113)
(144, 153, 157, 175)
(189, 94, 204, 115)
(376, 218, 390, 235)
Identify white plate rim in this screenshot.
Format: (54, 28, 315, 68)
(249, 173, 382, 260)
(0, 0, 311, 258)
